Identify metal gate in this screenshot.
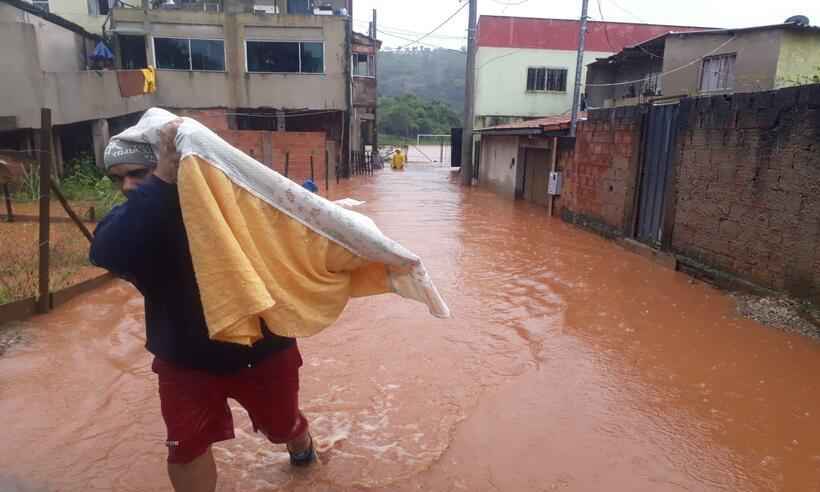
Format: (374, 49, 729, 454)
(635, 103, 679, 246)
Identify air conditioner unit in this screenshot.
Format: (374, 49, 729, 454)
(253, 4, 278, 14)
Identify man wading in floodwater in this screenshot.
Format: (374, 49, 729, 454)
(90, 121, 315, 492)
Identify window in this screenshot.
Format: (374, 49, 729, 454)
(154, 37, 225, 71)
(352, 53, 374, 77)
(287, 0, 311, 14)
(32, 0, 49, 12)
(246, 41, 324, 73)
(97, 0, 110, 16)
(120, 35, 148, 69)
(526, 67, 568, 92)
(700, 54, 736, 92)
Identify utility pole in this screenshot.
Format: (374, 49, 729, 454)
(461, 0, 478, 186)
(372, 8, 378, 156)
(569, 0, 590, 137)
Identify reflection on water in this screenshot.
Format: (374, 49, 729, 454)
(2, 164, 820, 491)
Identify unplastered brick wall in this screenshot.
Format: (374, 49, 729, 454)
(216, 129, 328, 186)
(558, 107, 642, 237)
(671, 85, 820, 300)
(176, 109, 230, 131)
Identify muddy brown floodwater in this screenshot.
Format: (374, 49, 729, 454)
(2, 163, 820, 492)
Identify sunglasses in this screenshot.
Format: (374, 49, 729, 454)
(108, 168, 152, 184)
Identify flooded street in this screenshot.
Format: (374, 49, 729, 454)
(2, 162, 820, 491)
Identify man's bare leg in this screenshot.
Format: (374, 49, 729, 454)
(168, 447, 217, 492)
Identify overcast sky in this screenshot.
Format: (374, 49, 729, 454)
(352, 0, 820, 50)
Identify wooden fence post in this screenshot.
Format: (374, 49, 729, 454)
(3, 184, 12, 222)
(37, 108, 52, 314)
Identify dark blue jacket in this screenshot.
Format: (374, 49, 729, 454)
(90, 175, 293, 373)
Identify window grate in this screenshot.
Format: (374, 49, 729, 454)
(526, 67, 568, 92)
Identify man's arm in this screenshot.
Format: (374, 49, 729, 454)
(89, 176, 178, 280)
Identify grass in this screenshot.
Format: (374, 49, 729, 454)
(15, 153, 125, 218)
(0, 220, 102, 305)
(1, 154, 112, 305)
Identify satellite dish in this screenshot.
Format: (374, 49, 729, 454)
(785, 15, 810, 26)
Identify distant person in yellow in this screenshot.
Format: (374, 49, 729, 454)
(391, 148, 406, 171)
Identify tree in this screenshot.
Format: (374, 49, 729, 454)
(379, 95, 461, 138)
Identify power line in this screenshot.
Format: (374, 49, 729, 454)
(395, 1, 470, 50)
(353, 19, 466, 40)
(378, 30, 464, 52)
(585, 35, 736, 87)
(489, 0, 529, 6)
(595, 0, 618, 51)
(605, 0, 646, 23)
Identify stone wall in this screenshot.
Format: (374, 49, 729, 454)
(671, 85, 820, 300)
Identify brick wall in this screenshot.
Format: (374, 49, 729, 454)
(557, 107, 642, 238)
(559, 85, 820, 301)
(216, 129, 328, 186)
(671, 85, 820, 300)
(176, 108, 230, 131)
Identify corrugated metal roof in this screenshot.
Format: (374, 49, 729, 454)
(670, 22, 820, 37)
(477, 15, 706, 52)
(589, 22, 820, 66)
(477, 114, 585, 134)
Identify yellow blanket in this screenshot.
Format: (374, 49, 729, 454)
(179, 157, 393, 345)
(110, 108, 450, 346)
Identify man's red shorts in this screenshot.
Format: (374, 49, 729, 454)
(151, 343, 308, 464)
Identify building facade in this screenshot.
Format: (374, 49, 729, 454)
(107, 0, 370, 177)
(0, 0, 376, 182)
(0, 0, 155, 173)
(587, 23, 820, 108)
(474, 15, 703, 129)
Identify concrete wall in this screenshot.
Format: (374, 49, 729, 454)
(478, 135, 519, 198)
(662, 31, 782, 97)
(0, 6, 90, 72)
(113, 8, 349, 111)
(352, 76, 376, 107)
(0, 19, 153, 129)
(775, 30, 820, 88)
(0, 24, 45, 127)
(475, 47, 613, 123)
(48, 0, 107, 35)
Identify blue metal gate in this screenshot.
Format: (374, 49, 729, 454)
(636, 103, 679, 246)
